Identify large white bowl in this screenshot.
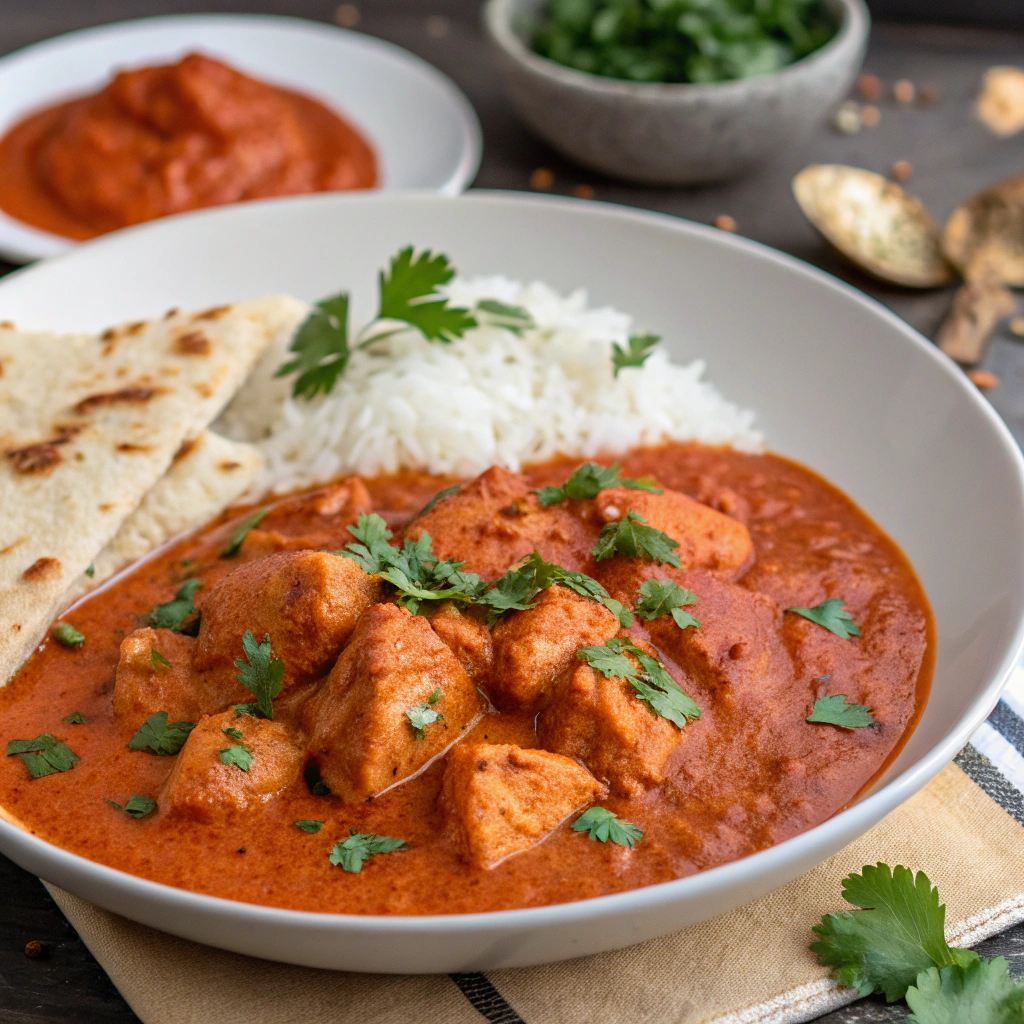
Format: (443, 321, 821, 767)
(0, 14, 481, 264)
(1, 191, 1023, 973)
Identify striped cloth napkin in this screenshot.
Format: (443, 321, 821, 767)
(44, 665, 1024, 1024)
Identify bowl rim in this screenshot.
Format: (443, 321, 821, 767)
(482, 0, 870, 99)
(1, 188, 1022, 946)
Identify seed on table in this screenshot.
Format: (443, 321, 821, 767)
(573, 184, 595, 200)
(334, 3, 359, 27)
(833, 100, 861, 134)
(24, 940, 44, 959)
(892, 160, 913, 181)
(714, 215, 738, 232)
(529, 167, 554, 190)
(856, 73, 882, 101)
(1010, 317, 1024, 337)
(968, 370, 1000, 391)
(918, 83, 941, 107)
(894, 79, 916, 104)
(860, 104, 881, 127)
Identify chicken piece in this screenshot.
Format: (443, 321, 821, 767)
(404, 466, 597, 580)
(429, 602, 493, 684)
(162, 710, 303, 822)
(537, 662, 682, 796)
(306, 603, 486, 802)
(113, 628, 214, 725)
(440, 742, 605, 868)
(490, 585, 619, 713)
(595, 486, 753, 577)
(193, 550, 381, 690)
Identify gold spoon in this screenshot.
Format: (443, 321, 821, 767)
(793, 165, 956, 289)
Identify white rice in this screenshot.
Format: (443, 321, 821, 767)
(218, 275, 763, 496)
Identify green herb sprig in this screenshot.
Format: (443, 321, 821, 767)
(787, 598, 861, 639)
(634, 578, 700, 630)
(572, 806, 643, 848)
(406, 689, 443, 739)
(534, 462, 661, 506)
(6, 734, 80, 778)
(234, 631, 285, 720)
(146, 579, 202, 633)
(53, 622, 85, 649)
(127, 711, 194, 756)
(592, 510, 682, 567)
(329, 830, 406, 873)
(807, 694, 874, 729)
(104, 794, 157, 818)
(612, 333, 660, 374)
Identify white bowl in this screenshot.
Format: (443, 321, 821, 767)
(0, 14, 481, 264)
(1, 191, 1023, 973)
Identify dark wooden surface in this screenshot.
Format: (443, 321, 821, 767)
(2, 3, 1024, 1022)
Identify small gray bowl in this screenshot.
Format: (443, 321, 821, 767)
(483, 0, 869, 185)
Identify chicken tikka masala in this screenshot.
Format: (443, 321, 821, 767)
(0, 442, 932, 914)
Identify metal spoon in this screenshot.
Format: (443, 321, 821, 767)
(793, 165, 955, 289)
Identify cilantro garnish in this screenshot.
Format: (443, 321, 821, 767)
(592, 510, 682, 567)
(572, 806, 643, 848)
(304, 763, 332, 797)
(377, 247, 476, 343)
(220, 508, 269, 558)
(295, 820, 324, 834)
(634, 578, 701, 630)
(534, 462, 662, 506)
(6, 734, 80, 778)
(329, 830, 406, 873)
(62, 711, 85, 725)
(150, 648, 172, 671)
(577, 637, 700, 728)
(127, 711, 195, 755)
(276, 293, 352, 400)
(222, 726, 244, 741)
(906, 956, 1024, 1021)
(219, 744, 253, 771)
(234, 630, 285, 720)
(53, 622, 85, 649)
(406, 689, 443, 739)
(417, 483, 462, 517)
(807, 694, 874, 729)
(85, 565, 95, 578)
(787, 598, 862, 639)
(612, 333, 660, 375)
(146, 578, 202, 632)
(104, 794, 157, 819)
(474, 298, 535, 334)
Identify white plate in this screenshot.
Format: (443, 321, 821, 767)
(0, 14, 481, 264)
(1, 191, 1023, 973)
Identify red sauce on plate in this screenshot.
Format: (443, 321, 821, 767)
(0, 53, 378, 240)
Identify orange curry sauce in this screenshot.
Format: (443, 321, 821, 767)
(0, 444, 933, 915)
(0, 54, 377, 241)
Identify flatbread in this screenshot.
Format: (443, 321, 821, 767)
(0, 295, 307, 684)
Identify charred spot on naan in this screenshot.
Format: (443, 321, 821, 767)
(74, 385, 163, 414)
(195, 305, 232, 321)
(173, 332, 212, 356)
(6, 426, 83, 475)
(22, 557, 60, 581)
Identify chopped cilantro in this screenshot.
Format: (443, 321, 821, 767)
(295, 820, 324, 834)
(534, 462, 662, 505)
(906, 956, 1024, 1022)
(84, 565, 95, 578)
(807, 694, 875, 729)
(146, 578, 202, 632)
(222, 726, 244, 741)
(592, 510, 682, 567)
(612, 333, 660, 375)
(234, 630, 285, 720)
(406, 689, 443, 739)
(576, 642, 638, 680)
(787, 598, 862, 639)
(234, 703, 261, 718)
(474, 298, 535, 334)
(304, 762, 332, 797)
(62, 711, 85, 725)
(220, 508, 269, 558)
(572, 806, 643, 848)
(150, 648, 172, 671)
(127, 711, 194, 755)
(53, 622, 85, 649)
(219, 744, 253, 772)
(635, 578, 701, 630)
(329, 830, 406, 873)
(276, 292, 352, 400)
(6, 734, 80, 778)
(104, 794, 157, 819)
(377, 247, 476, 343)
(417, 483, 462, 517)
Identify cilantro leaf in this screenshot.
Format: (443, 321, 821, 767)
(635, 579, 700, 630)
(417, 483, 462, 517)
(477, 563, 544, 625)
(105, 794, 157, 818)
(276, 292, 351, 400)
(219, 744, 253, 771)
(338, 512, 396, 574)
(6, 734, 80, 778)
(234, 631, 285, 720)
(234, 704, 260, 718)
(811, 864, 975, 1001)
(808, 694, 875, 729)
(53, 622, 85, 649)
(222, 726, 244, 741)
(146, 578, 202, 632)
(377, 248, 476, 343)
(62, 711, 85, 725)
(295, 820, 324, 834)
(329, 830, 406, 873)
(474, 298, 535, 334)
(535, 462, 662, 505)
(572, 806, 643, 848)
(220, 508, 269, 558)
(127, 711, 195, 755)
(787, 598, 862, 639)
(406, 689, 443, 739)
(592, 511, 682, 568)
(612, 333, 660, 375)
(151, 648, 172, 671)
(85, 565, 95, 577)
(906, 957, 1024, 1023)
(577, 643, 639, 680)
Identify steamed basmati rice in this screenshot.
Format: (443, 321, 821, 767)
(218, 275, 763, 495)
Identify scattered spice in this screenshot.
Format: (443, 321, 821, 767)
(856, 73, 881, 102)
(529, 167, 554, 190)
(891, 160, 913, 182)
(917, 82, 941, 107)
(23, 940, 44, 959)
(893, 79, 916, 104)
(860, 104, 881, 127)
(335, 3, 359, 27)
(573, 184, 595, 200)
(833, 100, 861, 134)
(977, 66, 1024, 137)
(968, 370, 1000, 391)
(425, 15, 450, 38)
(1009, 317, 1024, 338)
(714, 214, 738, 232)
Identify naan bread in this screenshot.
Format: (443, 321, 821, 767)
(0, 295, 307, 684)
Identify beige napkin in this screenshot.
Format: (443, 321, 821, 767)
(45, 749, 1024, 1024)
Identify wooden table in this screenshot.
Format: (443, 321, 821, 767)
(2, 3, 1024, 1021)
